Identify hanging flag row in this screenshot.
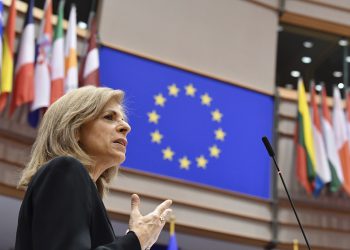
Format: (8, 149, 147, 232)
(0, 0, 100, 118)
(296, 78, 350, 196)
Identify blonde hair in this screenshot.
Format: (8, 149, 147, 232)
(18, 86, 125, 197)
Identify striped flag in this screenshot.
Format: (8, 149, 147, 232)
(332, 87, 350, 194)
(31, 0, 53, 111)
(167, 219, 178, 250)
(296, 79, 316, 194)
(64, 4, 78, 92)
(0, 0, 16, 112)
(310, 82, 331, 195)
(50, 0, 65, 104)
(79, 16, 100, 86)
(9, 0, 35, 115)
(321, 86, 343, 192)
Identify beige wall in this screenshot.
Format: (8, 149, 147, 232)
(99, 0, 279, 94)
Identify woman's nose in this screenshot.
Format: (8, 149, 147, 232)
(118, 121, 131, 135)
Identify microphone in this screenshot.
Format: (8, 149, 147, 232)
(262, 136, 311, 250)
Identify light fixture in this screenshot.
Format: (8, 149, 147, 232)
(346, 56, 350, 63)
(78, 21, 88, 30)
(291, 71, 300, 78)
(301, 57, 312, 64)
(333, 71, 343, 78)
(339, 39, 348, 46)
(315, 84, 322, 91)
(338, 83, 344, 89)
(303, 41, 313, 48)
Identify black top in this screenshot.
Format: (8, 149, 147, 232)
(15, 156, 141, 250)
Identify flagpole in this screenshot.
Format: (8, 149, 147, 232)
(169, 215, 175, 235)
(293, 239, 299, 250)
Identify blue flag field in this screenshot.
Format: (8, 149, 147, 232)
(100, 46, 274, 199)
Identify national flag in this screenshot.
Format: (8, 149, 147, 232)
(64, 4, 78, 92)
(9, 0, 35, 115)
(31, 0, 53, 111)
(50, 0, 65, 104)
(332, 87, 350, 194)
(167, 219, 178, 250)
(320, 85, 343, 192)
(295, 79, 316, 194)
(310, 82, 331, 196)
(79, 16, 99, 86)
(0, 0, 16, 112)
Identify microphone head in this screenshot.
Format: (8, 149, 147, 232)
(262, 136, 275, 157)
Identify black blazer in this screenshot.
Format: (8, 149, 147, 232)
(15, 156, 141, 250)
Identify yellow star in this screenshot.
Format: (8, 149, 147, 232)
(162, 147, 175, 161)
(150, 130, 163, 144)
(179, 156, 191, 170)
(201, 93, 212, 106)
(147, 110, 160, 124)
(209, 145, 221, 158)
(211, 109, 223, 122)
(196, 155, 208, 169)
(168, 84, 180, 97)
(214, 128, 226, 141)
(154, 93, 166, 107)
(185, 84, 197, 97)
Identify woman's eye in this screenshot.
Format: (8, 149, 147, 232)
(104, 114, 114, 120)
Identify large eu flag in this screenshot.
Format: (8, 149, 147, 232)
(100, 46, 274, 199)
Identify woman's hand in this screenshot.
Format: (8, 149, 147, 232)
(128, 194, 173, 250)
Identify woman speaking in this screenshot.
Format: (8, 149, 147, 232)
(15, 86, 172, 250)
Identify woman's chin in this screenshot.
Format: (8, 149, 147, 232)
(113, 153, 125, 165)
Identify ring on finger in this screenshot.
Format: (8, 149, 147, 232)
(160, 215, 165, 223)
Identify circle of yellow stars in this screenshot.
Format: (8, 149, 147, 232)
(147, 83, 227, 170)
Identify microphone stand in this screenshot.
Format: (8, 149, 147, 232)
(262, 136, 311, 250)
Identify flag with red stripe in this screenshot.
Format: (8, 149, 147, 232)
(9, 0, 35, 115)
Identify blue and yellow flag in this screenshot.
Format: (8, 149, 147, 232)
(167, 219, 178, 250)
(100, 47, 274, 199)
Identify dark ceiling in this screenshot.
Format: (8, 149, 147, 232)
(276, 24, 348, 97)
(21, 0, 99, 23)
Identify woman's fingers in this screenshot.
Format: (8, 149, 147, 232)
(154, 199, 172, 216)
(130, 194, 142, 217)
(128, 195, 173, 250)
(160, 208, 173, 223)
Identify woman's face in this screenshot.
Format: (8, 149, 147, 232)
(79, 98, 131, 170)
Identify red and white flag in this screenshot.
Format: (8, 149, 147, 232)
(79, 16, 99, 86)
(333, 87, 350, 194)
(10, 0, 35, 115)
